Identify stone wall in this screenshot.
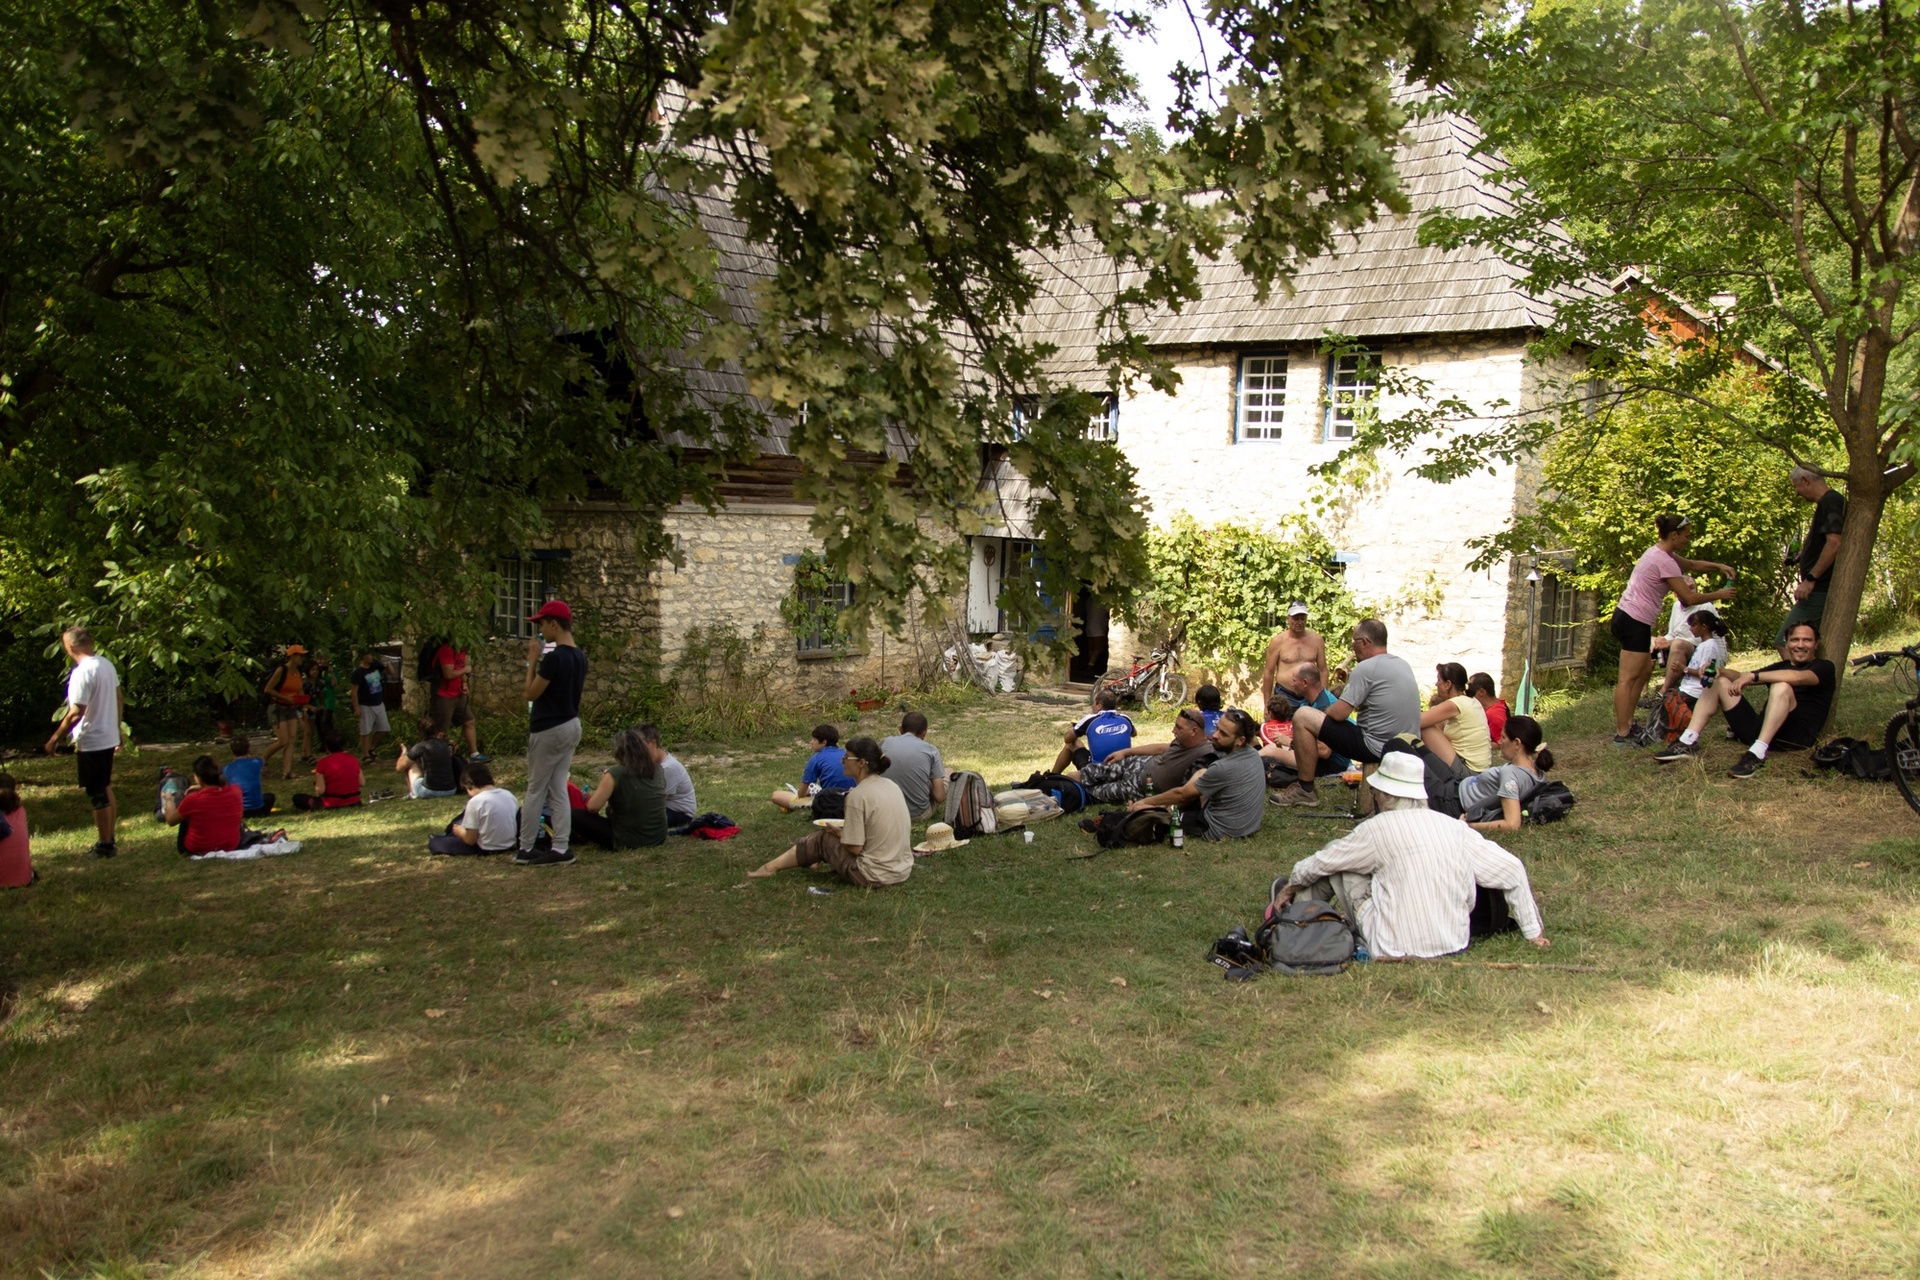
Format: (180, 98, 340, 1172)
(1102, 335, 1538, 694)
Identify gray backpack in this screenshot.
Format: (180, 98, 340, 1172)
(1255, 879, 1358, 974)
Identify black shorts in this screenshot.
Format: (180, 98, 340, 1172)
(76, 748, 116, 805)
(1316, 717, 1382, 765)
(1723, 697, 1820, 751)
(1610, 610, 1654, 654)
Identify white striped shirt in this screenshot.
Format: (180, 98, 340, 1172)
(1285, 808, 1544, 959)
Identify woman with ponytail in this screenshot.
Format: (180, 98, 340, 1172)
(1447, 715, 1554, 833)
(751, 737, 914, 886)
(1611, 514, 1736, 744)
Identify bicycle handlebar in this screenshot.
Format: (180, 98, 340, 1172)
(1852, 645, 1920, 669)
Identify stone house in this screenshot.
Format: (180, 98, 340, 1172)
(451, 111, 1600, 717)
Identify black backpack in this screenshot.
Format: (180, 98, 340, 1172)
(1080, 807, 1170, 848)
(1524, 781, 1576, 824)
(417, 638, 447, 691)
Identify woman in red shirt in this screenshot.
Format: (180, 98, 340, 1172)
(295, 731, 363, 811)
(165, 755, 245, 856)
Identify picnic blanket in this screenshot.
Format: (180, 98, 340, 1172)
(191, 839, 304, 861)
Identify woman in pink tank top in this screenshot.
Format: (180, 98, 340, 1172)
(1611, 515, 1736, 745)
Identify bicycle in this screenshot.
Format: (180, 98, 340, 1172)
(1094, 644, 1186, 708)
(1848, 643, 1920, 818)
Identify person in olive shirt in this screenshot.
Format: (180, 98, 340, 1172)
(1781, 465, 1846, 647)
(516, 600, 588, 866)
(570, 726, 666, 849)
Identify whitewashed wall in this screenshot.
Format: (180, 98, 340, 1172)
(1106, 335, 1538, 693)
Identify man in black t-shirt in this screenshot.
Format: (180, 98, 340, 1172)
(516, 600, 588, 866)
(1779, 465, 1846, 647)
(1655, 621, 1834, 778)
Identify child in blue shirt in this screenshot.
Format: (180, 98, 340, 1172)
(769, 723, 857, 812)
(1195, 685, 1224, 734)
(222, 735, 276, 817)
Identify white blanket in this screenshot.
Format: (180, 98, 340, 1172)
(192, 839, 304, 861)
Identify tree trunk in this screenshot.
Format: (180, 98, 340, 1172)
(1812, 446, 1889, 708)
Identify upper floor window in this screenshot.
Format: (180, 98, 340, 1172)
(1086, 396, 1119, 443)
(1324, 349, 1380, 440)
(1235, 353, 1288, 441)
(492, 557, 556, 639)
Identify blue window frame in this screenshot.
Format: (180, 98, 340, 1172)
(1324, 349, 1380, 441)
(1235, 353, 1288, 441)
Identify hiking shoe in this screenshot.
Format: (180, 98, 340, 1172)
(88, 841, 116, 859)
(1654, 740, 1700, 763)
(514, 846, 576, 866)
(1728, 752, 1764, 780)
(469, 752, 492, 764)
(1611, 734, 1643, 748)
(1268, 783, 1320, 808)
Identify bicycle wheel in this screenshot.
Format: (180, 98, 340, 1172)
(1887, 710, 1920, 819)
(1154, 672, 1188, 706)
(1092, 675, 1119, 706)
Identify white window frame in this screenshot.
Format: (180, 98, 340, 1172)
(492, 558, 554, 639)
(1086, 395, 1119, 442)
(1235, 353, 1289, 441)
(1324, 349, 1380, 441)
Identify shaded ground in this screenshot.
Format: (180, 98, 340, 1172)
(4, 645, 1920, 1278)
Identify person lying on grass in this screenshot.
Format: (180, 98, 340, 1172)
(1075, 706, 1217, 804)
(770, 723, 855, 813)
(163, 754, 245, 856)
(427, 761, 520, 856)
(1274, 749, 1549, 960)
(293, 731, 362, 811)
(571, 726, 667, 850)
(1124, 708, 1266, 840)
(1654, 619, 1834, 779)
(1426, 715, 1555, 833)
(750, 737, 913, 887)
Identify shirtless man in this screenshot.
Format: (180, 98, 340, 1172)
(1258, 602, 1328, 704)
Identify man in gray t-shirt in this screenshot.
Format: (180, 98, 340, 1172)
(880, 710, 947, 819)
(1127, 708, 1265, 840)
(1272, 618, 1423, 808)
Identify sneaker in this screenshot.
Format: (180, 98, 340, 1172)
(88, 841, 116, 859)
(469, 752, 491, 764)
(1612, 734, 1643, 748)
(514, 845, 576, 866)
(1728, 752, 1764, 780)
(1653, 740, 1700, 763)
(1268, 783, 1321, 808)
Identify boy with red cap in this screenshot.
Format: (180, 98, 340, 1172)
(516, 600, 588, 866)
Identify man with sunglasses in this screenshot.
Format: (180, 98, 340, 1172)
(1075, 705, 1217, 804)
(1126, 708, 1266, 840)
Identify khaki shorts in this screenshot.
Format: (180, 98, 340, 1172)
(430, 692, 474, 733)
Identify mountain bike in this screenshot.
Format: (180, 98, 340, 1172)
(1849, 644, 1920, 818)
(1094, 644, 1186, 708)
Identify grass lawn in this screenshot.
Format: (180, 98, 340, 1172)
(5, 640, 1920, 1279)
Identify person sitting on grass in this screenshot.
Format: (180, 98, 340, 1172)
(1052, 688, 1137, 772)
(1667, 609, 1731, 720)
(0, 772, 34, 888)
(164, 754, 245, 856)
(1419, 661, 1495, 785)
(571, 726, 667, 850)
(1271, 618, 1422, 809)
(222, 735, 275, 818)
(397, 718, 461, 800)
(771, 723, 856, 813)
(1274, 750, 1549, 959)
(1195, 684, 1224, 734)
(640, 724, 697, 828)
(1257, 664, 1350, 777)
(1428, 715, 1555, 833)
(880, 711, 946, 821)
(1075, 706, 1217, 804)
(428, 762, 520, 856)
(1125, 708, 1267, 840)
(750, 737, 913, 886)
(1467, 672, 1508, 748)
(294, 731, 363, 811)
(1654, 619, 1834, 778)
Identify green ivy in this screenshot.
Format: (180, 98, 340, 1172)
(1129, 516, 1362, 687)
(779, 550, 854, 657)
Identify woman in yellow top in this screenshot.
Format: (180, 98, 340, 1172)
(1420, 661, 1494, 782)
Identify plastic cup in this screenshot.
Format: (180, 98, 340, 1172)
(1023, 830, 1034, 844)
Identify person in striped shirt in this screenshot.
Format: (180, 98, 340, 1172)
(1272, 750, 1549, 960)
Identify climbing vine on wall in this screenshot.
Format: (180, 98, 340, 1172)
(1130, 516, 1362, 687)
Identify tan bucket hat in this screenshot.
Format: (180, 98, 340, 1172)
(913, 822, 970, 854)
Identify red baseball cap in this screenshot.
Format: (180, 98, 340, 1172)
(528, 599, 573, 625)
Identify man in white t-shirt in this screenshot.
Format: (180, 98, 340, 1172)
(428, 761, 519, 856)
(43, 626, 124, 858)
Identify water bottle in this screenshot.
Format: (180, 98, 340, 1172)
(1352, 940, 1371, 963)
(1170, 808, 1184, 849)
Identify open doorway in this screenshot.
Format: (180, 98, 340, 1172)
(1069, 592, 1109, 684)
